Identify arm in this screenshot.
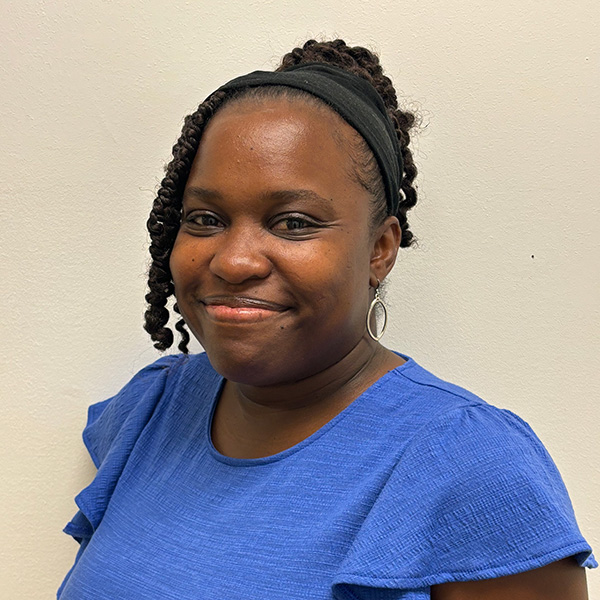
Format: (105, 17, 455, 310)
(431, 558, 588, 600)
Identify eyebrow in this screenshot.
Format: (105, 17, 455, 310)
(183, 187, 222, 201)
(183, 187, 332, 207)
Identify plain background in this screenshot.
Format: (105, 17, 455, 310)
(1, 1, 598, 597)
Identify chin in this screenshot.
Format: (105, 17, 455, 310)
(208, 356, 290, 388)
(201, 342, 289, 387)
(192, 321, 361, 387)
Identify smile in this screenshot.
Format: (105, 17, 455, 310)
(201, 296, 290, 323)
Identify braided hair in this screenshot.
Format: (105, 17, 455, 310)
(144, 39, 419, 353)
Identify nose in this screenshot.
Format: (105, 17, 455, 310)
(209, 224, 273, 284)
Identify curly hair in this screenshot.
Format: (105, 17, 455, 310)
(144, 39, 419, 353)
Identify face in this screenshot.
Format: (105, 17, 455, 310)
(170, 97, 393, 386)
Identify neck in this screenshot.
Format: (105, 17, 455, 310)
(211, 338, 404, 459)
(237, 337, 390, 407)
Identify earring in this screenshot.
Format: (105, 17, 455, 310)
(366, 279, 388, 341)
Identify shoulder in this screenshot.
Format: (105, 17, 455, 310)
(369, 357, 521, 446)
(63, 353, 216, 542)
(333, 357, 596, 592)
(83, 353, 213, 467)
(385, 358, 566, 493)
(390, 357, 488, 409)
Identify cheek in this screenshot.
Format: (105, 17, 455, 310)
(292, 243, 370, 316)
(170, 236, 202, 292)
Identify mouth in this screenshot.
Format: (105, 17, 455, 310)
(200, 296, 290, 323)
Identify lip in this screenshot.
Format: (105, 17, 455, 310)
(201, 295, 290, 323)
(202, 295, 289, 310)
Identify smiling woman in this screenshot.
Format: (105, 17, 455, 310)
(58, 39, 595, 600)
(171, 96, 391, 388)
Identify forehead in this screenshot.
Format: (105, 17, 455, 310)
(214, 92, 351, 146)
(186, 96, 368, 207)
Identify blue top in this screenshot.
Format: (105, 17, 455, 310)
(58, 353, 596, 600)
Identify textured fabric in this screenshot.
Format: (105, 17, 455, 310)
(213, 62, 403, 215)
(58, 353, 596, 600)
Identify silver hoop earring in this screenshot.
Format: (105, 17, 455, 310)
(366, 281, 388, 341)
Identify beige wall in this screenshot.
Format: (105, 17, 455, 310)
(1, 0, 598, 596)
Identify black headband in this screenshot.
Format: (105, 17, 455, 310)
(209, 63, 403, 216)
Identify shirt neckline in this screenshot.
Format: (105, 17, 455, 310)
(204, 352, 415, 467)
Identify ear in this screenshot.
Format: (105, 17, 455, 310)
(369, 216, 401, 285)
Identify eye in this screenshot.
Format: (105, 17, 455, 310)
(197, 214, 221, 227)
(271, 214, 322, 237)
(281, 217, 309, 230)
(182, 211, 225, 234)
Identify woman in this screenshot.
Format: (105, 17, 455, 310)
(59, 39, 595, 599)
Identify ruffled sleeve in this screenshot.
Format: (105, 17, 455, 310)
(332, 404, 596, 599)
(63, 355, 183, 544)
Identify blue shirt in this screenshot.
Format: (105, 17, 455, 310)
(59, 353, 596, 599)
